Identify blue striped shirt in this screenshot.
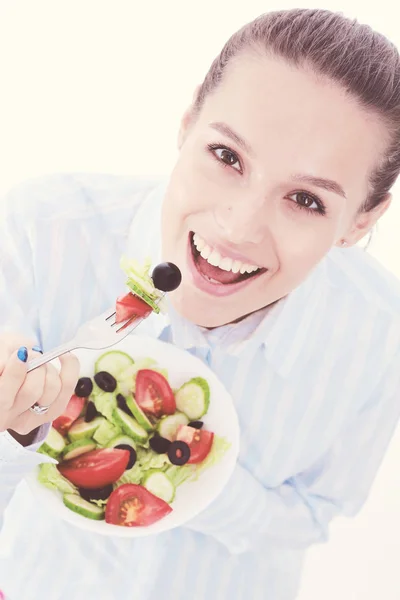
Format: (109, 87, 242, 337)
(0, 174, 399, 600)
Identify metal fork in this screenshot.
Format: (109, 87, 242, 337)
(27, 302, 161, 372)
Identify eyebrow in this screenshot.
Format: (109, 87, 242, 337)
(209, 121, 254, 155)
(290, 174, 347, 199)
(209, 121, 347, 199)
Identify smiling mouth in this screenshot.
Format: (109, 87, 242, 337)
(189, 232, 266, 285)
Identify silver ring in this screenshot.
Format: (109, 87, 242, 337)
(29, 402, 51, 416)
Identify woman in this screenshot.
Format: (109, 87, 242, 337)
(1, 8, 400, 600)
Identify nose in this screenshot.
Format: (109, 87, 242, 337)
(213, 198, 267, 245)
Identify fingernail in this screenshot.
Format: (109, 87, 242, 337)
(17, 346, 28, 362)
(32, 345, 43, 354)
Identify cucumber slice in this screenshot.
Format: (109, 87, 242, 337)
(95, 350, 134, 378)
(124, 265, 156, 296)
(112, 408, 149, 444)
(126, 279, 160, 313)
(118, 364, 138, 396)
(126, 395, 154, 432)
(92, 419, 121, 447)
(106, 434, 137, 450)
(157, 412, 189, 441)
(38, 427, 66, 459)
(175, 377, 210, 420)
(142, 470, 175, 503)
(62, 438, 96, 460)
(118, 359, 165, 396)
(68, 417, 104, 442)
(63, 493, 105, 520)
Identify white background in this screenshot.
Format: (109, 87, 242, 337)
(0, 1, 399, 598)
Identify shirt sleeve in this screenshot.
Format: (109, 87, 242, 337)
(0, 186, 49, 531)
(186, 354, 400, 554)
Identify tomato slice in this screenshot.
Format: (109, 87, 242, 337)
(176, 425, 214, 464)
(58, 448, 130, 489)
(115, 292, 152, 324)
(105, 483, 172, 527)
(135, 369, 176, 417)
(52, 394, 86, 435)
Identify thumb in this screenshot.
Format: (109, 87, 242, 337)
(0, 347, 30, 410)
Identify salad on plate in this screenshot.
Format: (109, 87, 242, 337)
(36, 257, 230, 528)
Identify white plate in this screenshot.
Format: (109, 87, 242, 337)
(26, 335, 240, 537)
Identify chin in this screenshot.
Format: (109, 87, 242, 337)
(169, 287, 246, 328)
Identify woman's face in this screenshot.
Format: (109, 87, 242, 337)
(161, 53, 390, 327)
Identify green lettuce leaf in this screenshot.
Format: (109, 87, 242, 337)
(37, 463, 77, 494)
(91, 388, 117, 422)
(166, 435, 231, 488)
(93, 419, 121, 447)
(120, 255, 157, 297)
(115, 446, 171, 487)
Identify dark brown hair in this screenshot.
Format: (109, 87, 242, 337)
(194, 9, 400, 211)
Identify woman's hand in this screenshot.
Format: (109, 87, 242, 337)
(0, 333, 80, 443)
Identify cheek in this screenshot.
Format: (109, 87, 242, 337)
(169, 144, 234, 215)
(273, 212, 338, 271)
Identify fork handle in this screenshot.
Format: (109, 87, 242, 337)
(27, 341, 77, 372)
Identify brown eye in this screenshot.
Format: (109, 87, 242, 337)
(212, 147, 241, 171)
(287, 191, 326, 215)
(220, 149, 237, 165)
(295, 192, 315, 208)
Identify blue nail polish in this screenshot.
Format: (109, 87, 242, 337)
(17, 346, 28, 362)
(32, 345, 43, 354)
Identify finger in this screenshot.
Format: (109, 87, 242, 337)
(59, 352, 80, 389)
(0, 344, 9, 376)
(48, 353, 80, 415)
(12, 353, 80, 434)
(0, 347, 31, 410)
(0, 333, 38, 354)
(12, 363, 47, 416)
(34, 363, 62, 409)
(0, 337, 41, 377)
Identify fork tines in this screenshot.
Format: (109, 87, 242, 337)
(107, 311, 141, 334)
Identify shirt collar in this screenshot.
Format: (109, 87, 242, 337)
(125, 180, 330, 378)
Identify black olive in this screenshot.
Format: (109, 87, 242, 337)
(149, 434, 171, 454)
(114, 444, 137, 469)
(78, 484, 113, 502)
(151, 262, 182, 292)
(188, 421, 204, 430)
(84, 401, 99, 423)
(168, 440, 191, 466)
(116, 393, 131, 414)
(75, 377, 93, 398)
(94, 371, 117, 393)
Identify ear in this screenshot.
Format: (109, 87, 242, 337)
(338, 193, 392, 247)
(177, 84, 201, 149)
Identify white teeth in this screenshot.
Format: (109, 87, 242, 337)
(240, 263, 258, 274)
(219, 256, 234, 271)
(192, 233, 260, 274)
(193, 233, 205, 251)
(200, 244, 212, 259)
(207, 249, 222, 266)
(232, 260, 241, 273)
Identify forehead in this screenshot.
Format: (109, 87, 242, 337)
(199, 53, 388, 199)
